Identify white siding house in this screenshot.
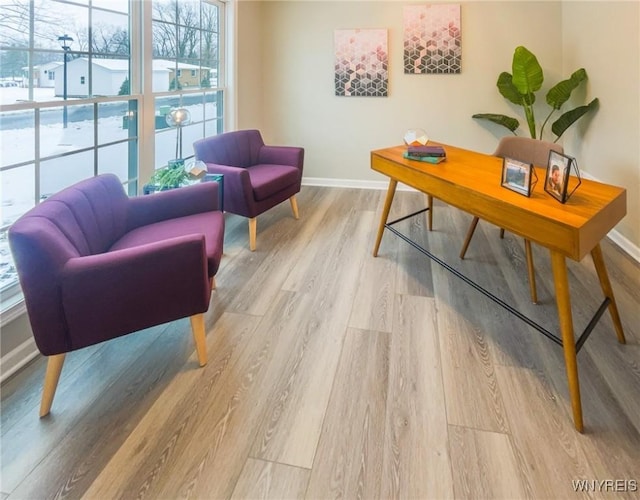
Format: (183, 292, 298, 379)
(54, 58, 211, 97)
(21, 62, 61, 88)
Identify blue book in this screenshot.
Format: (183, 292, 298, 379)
(403, 151, 446, 163)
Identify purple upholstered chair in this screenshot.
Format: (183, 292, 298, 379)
(8, 174, 225, 417)
(193, 130, 304, 251)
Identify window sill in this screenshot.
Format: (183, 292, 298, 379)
(1, 293, 26, 327)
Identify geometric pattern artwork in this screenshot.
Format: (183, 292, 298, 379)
(334, 29, 388, 97)
(403, 4, 461, 74)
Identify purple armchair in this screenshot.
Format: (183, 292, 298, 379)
(193, 130, 304, 251)
(8, 174, 224, 416)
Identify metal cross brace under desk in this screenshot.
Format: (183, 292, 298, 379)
(371, 143, 627, 433)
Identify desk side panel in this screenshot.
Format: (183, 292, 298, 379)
(371, 154, 579, 257)
(372, 149, 627, 261)
(578, 190, 627, 260)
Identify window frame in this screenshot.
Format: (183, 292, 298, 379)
(0, 0, 228, 321)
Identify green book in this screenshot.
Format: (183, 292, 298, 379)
(403, 151, 446, 164)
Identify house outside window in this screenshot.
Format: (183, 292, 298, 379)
(152, 0, 224, 168)
(0, 0, 227, 323)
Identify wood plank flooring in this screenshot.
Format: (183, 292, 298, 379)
(1, 186, 639, 499)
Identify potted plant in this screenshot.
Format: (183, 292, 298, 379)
(144, 160, 189, 194)
(472, 46, 598, 142)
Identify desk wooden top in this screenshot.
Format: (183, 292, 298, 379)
(371, 143, 626, 261)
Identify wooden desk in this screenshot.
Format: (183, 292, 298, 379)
(371, 143, 627, 432)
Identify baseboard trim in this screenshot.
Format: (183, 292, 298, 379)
(1, 337, 39, 383)
(301, 175, 640, 262)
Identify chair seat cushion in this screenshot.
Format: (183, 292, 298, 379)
(247, 164, 300, 202)
(110, 211, 225, 276)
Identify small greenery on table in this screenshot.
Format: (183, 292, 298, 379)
(149, 161, 189, 190)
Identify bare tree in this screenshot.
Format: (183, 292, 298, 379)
(200, 3, 219, 65)
(0, 0, 67, 47)
(151, 0, 218, 61)
(92, 25, 130, 57)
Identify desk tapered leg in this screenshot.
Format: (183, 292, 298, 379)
(524, 239, 538, 304)
(550, 250, 583, 432)
(426, 194, 433, 231)
(373, 179, 397, 257)
(459, 216, 479, 259)
(591, 243, 626, 344)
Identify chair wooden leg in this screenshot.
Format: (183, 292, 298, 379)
(459, 216, 480, 259)
(248, 217, 257, 251)
(290, 195, 299, 220)
(524, 239, 538, 304)
(499, 228, 505, 239)
(427, 194, 433, 231)
(209, 276, 216, 290)
(190, 313, 207, 367)
(40, 353, 66, 417)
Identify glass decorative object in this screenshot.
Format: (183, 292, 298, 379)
(166, 108, 192, 128)
(403, 128, 429, 146)
(166, 108, 192, 159)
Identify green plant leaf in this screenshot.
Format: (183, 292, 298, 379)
(511, 46, 544, 95)
(472, 113, 520, 133)
(546, 68, 587, 110)
(551, 98, 599, 140)
(497, 72, 536, 107)
(472, 46, 597, 143)
(496, 72, 521, 105)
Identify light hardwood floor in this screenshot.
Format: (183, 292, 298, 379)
(1, 186, 639, 499)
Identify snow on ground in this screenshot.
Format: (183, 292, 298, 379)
(0, 87, 61, 106)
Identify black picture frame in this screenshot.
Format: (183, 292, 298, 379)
(501, 157, 536, 197)
(545, 150, 580, 203)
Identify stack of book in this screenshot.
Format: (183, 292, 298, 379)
(403, 145, 447, 164)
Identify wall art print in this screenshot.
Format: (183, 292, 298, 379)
(404, 4, 461, 74)
(334, 29, 388, 97)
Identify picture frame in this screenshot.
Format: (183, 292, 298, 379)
(501, 157, 536, 197)
(545, 150, 580, 203)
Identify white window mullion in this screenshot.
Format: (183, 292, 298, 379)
(138, 0, 156, 189)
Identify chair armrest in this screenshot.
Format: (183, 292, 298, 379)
(202, 163, 255, 209)
(127, 181, 220, 230)
(259, 146, 304, 170)
(61, 234, 211, 339)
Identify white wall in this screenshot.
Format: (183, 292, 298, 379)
(561, 1, 640, 251)
(236, 0, 639, 251)
(238, 1, 562, 178)
(237, 0, 265, 131)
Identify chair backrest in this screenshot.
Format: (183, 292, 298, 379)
(8, 174, 129, 354)
(493, 136, 564, 167)
(193, 129, 265, 168)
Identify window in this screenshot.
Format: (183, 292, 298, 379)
(0, 0, 227, 320)
(152, 0, 224, 166)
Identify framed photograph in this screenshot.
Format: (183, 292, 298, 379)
(545, 150, 573, 203)
(501, 157, 536, 197)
